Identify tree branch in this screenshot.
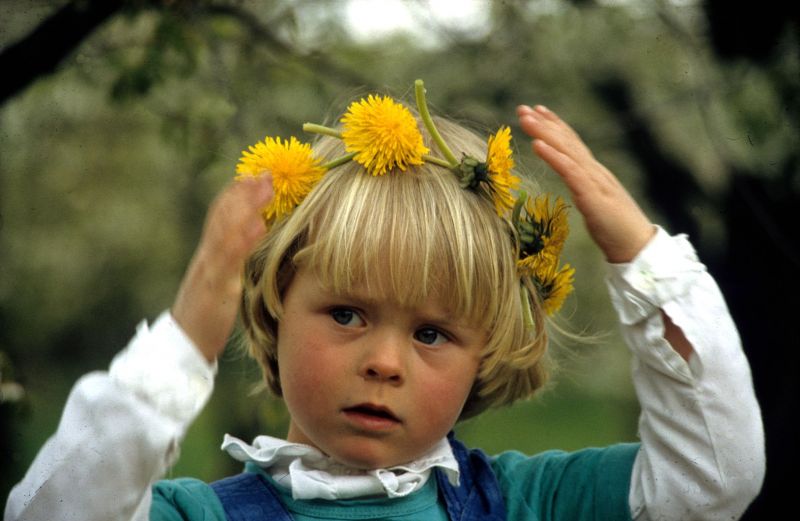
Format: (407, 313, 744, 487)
(200, 3, 373, 89)
(0, 0, 127, 104)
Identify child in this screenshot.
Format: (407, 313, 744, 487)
(5, 81, 764, 521)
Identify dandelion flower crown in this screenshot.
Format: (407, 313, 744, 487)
(236, 79, 574, 317)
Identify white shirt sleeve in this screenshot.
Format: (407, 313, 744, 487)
(605, 227, 765, 521)
(3, 311, 216, 521)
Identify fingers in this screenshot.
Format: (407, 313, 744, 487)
(204, 174, 273, 262)
(518, 106, 600, 200)
(516, 105, 655, 263)
(517, 104, 594, 166)
(234, 173, 274, 212)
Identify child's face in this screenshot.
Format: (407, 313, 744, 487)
(276, 266, 485, 469)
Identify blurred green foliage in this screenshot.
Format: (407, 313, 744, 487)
(1, 1, 796, 517)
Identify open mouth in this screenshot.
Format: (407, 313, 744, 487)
(343, 404, 401, 423)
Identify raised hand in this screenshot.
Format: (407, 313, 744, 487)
(518, 105, 694, 359)
(172, 175, 273, 361)
(517, 104, 655, 264)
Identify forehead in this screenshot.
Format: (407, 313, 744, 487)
(284, 165, 516, 333)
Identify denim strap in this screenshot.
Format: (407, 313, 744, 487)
(436, 433, 507, 521)
(211, 472, 294, 521)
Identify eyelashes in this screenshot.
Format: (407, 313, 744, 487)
(414, 327, 449, 346)
(330, 308, 364, 327)
(328, 307, 452, 346)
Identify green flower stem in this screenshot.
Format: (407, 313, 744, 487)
(321, 152, 357, 170)
(414, 80, 459, 168)
(520, 284, 534, 329)
(422, 154, 455, 169)
(302, 123, 342, 139)
(511, 191, 527, 226)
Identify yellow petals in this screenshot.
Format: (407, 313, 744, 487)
(515, 194, 573, 315)
(341, 95, 429, 176)
(485, 126, 520, 215)
(538, 262, 575, 315)
(236, 136, 325, 223)
(487, 127, 514, 179)
(528, 195, 569, 258)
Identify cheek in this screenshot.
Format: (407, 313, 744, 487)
(277, 328, 341, 403)
(415, 360, 479, 425)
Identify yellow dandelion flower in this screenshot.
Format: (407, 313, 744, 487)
(537, 262, 575, 316)
(527, 195, 569, 256)
(485, 127, 520, 215)
(341, 95, 429, 176)
(517, 238, 559, 277)
(236, 136, 325, 223)
(487, 127, 514, 178)
(514, 193, 573, 314)
(536, 264, 575, 315)
(516, 195, 570, 275)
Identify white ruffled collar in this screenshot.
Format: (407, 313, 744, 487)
(221, 434, 460, 500)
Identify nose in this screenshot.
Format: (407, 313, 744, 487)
(358, 332, 406, 385)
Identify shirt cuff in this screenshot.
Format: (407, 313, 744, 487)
(109, 310, 217, 426)
(605, 226, 706, 325)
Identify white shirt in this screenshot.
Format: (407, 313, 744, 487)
(4, 227, 765, 521)
(607, 229, 764, 519)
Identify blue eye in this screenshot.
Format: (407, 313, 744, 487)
(414, 327, 448, 346)
(330, 308, 363, 327)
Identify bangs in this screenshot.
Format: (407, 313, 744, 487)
(291, 164, 516, 329)
(243, 111, 550, 417)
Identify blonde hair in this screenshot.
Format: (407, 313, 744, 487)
(241, 113, 550, 420)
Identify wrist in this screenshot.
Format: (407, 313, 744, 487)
(604, 223, 657, 264)
(172, 252, 242, 362)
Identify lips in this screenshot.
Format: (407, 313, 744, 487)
(342, 403, 402, 429)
